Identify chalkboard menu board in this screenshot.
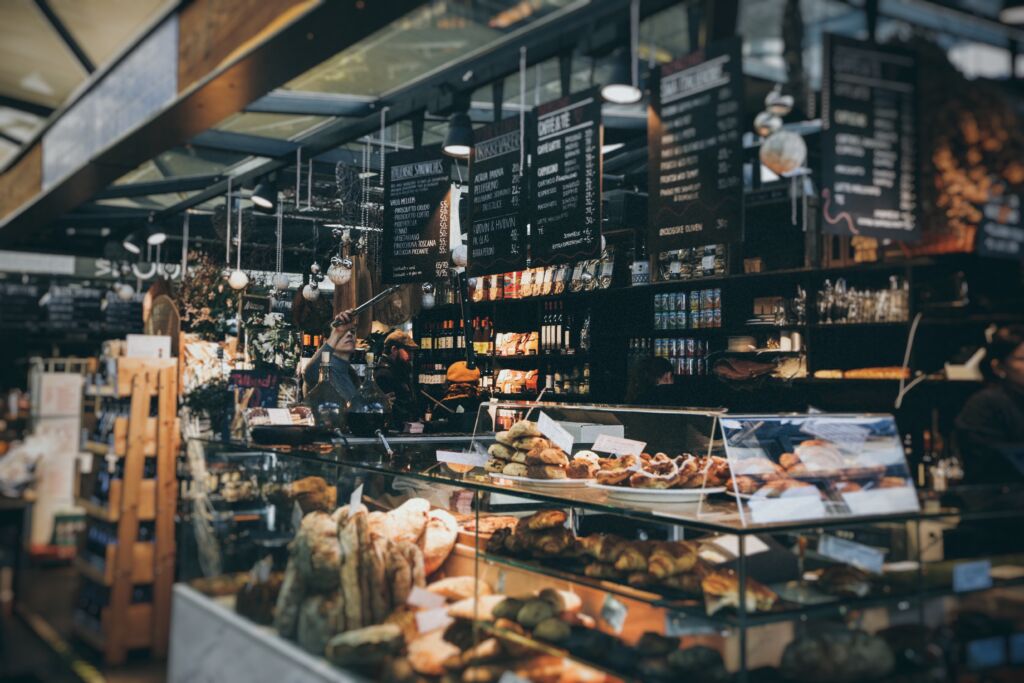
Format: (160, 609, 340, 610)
(530, 88, 602, 266)
(648, 38, 744, 252)
(977, 193, 1024, 260)
(0, 282, 41, 326)
(821, 34, 918, 240)
(104, 291, 144, 332)
(47, 285, 103, 331)
(468, 116, 528, 276)
(382, 145, 451, 284)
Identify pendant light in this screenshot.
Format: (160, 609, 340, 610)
(228, 196, 248, 290)
(1002, 0, 1024, 23)
(146, 222, 167, 246)
(122, 232, 142, 255)
(421, 282, 435, 310)
(252, 174, 277, 213)
(601, 0, 641, 104)
(443, 112, 473, 158)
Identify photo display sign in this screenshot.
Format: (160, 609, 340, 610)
(720, 414, 919, 526)
(976, 192, 1024, 260)
(821, 34, 918, 240)
(529, 88, 602, 266)
(468, 116, 528, 276)
(647, 38, 744, 251)
(382, 145, 451, 283)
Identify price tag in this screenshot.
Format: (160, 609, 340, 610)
(664, 610, 716, 636)
(748, 495, 826, 524)
(592, 434, 647, 456)
(266, 408, 292, 426)
(348, 483, 364, 517)
(600, 594, 628, 634)
(406, 586, 446, 610)
(701, 255, 715, 271)
(498, 673, 530, 683)
(415, 606, 454, 633)
(537, 411, 573, 453)
(817, 534, 885, 575)
(954, 559, 992, 593)
(437, 450, 488, 468)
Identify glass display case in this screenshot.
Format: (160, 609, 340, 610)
(172, 403, 1024, 683)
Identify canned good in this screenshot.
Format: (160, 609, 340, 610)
(696, 357, 706, 375)
(714, 307, 722, 327)
(685, 338, 696, 357)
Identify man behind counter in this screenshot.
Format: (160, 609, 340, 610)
(375, 330, 421, 427)
(301, 309, 359, 401)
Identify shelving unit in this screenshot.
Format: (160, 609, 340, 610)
(74, 355, 178, 665)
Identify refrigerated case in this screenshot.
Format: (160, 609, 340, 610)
(171, 403, 1024, 683)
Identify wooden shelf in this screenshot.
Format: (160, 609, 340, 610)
(75, 479, 156, 522)
(74, 603, 154, 653)
(75, 541, 154, 585)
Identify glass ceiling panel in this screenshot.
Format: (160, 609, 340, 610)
(283, 0, 575, 97)
(113, 147, 250, 185)
(0, 0, 86, 109)
(95, 191, 200, 210)
(214, 112, 332, 140)
(49, 0, 168, 67)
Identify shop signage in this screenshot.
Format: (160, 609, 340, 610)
(228, 368, 283, 408)
(529, 88, 602, 266)
(953, 559, 992, 593)
(468, 116, 528, 276)
(647, 38, 744, 251)
(382, 145, 452, 283)
(976, 192, 1024, 260)
(820, 34, 918, 240)
(46, 284, 104, 331)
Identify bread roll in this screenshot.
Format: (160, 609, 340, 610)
(526, 448, 569, 467)
(294, 511, 341, 593)
(526, 465, 567, 480)
(507, 420, 541, 440)
(387, 498, 430, 544)
(407, 630, 460, 676)
(417, 509, 459, 576)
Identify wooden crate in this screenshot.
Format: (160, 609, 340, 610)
(75, 541, 155, 584)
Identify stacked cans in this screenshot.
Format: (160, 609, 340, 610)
(653, 337, 710, 376)
(653, 288, 722, 330)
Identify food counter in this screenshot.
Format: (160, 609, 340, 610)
(173, 403, 1024, 682)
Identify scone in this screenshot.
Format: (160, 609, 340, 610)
(514, 436, 549, 451)
(566, 459, 595, 479)
(510, 450, 529, 464)
(501, 462, 528, 477)
(494, 430, 515, 447)
(485, 458, 506, 473)
(488, 443, 515, 460)
(525, 447, 569, 467)
(527, 465, 567, 480)
(507, 420, 541, 440)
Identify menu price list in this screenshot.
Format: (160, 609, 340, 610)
(821, 34, 918, 241)
(104, 291, 144, 332)
(977, 193, 1024, 261)
(0, 282, 41, 326)
(382, 145, 451, 284)
(530, 88, 602, 266)
(47, 285, 104, 331)
(468, 116, 528, 277)
(648, 38, 744, 252)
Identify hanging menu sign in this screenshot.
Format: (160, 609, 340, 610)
(530, 88, 601, 266)
(648, 38, 744, 252)
(382, 145, 451, 283)
(976, 193, 1024, 260)
(821, 34, 918, 240)
(468, 116, 528, 276)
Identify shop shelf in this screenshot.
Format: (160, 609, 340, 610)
(76, 479, 157, 522)
(74, 540, 154, 585)
(73, 602, 153, 652)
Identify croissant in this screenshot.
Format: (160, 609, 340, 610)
(612, 541, 651, 572)
(583, 562, 623, 579)
(524, 509, 567, 531)
(526, 527, 577, 557)
(647, 541, 699, 579)
(578, 534, 621, 563)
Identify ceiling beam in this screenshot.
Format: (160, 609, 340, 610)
(190, 130, 298, 158)
(0, 130, 23, 147)
(245, 90, 377, 117)
(33, 0, 96, 74)
(93, 174, 222, 199)
(0, 95, 53, 118)
(157, 0, 679, 220)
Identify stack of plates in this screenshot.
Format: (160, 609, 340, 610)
(745, 315, 777, 327)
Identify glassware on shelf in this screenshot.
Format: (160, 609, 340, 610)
(344, 359, 392, 437)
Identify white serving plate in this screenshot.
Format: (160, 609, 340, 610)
(585, 482, 725, 501)
(488, 472, 592, 488)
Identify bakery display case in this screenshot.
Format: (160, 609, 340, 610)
(172, 405, 1024, 683)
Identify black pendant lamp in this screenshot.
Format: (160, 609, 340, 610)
(443, 111, 473, 158)
(601, 0, 641, 104)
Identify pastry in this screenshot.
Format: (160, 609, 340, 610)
(524, 509, 567, 530)
(287, 476, 337, 514)
(501, 462, 528, 477)
(637, 631, 680, 657)
(418, 509, 459, 575)
(485, 458, 506, 473)
(515, 598, 555, 628)
(367, 536, 391, 623)
(566, 460, 595, 479)
(488, 443, 515, 460)
(879, 476, 909, 488)
(492, 597, 526, 620)
(538, 588, 581, 615)
(647, 541, 699, 578)
(384, 605, 418, 643)
(583, 562, 623, 580)
(448, 594, 507, 620)
(407, 630, 461, 676)
(325, 623, 404, 669)
(387, 498, 431, 544)
(385, 539, 412, 607)
(272, 557, 304, 638)
(514, 436, 549, 451)
(578, 534, 621, 563)
(399, 541, 426, 593)
(495, 430, 515, 447)
(460, 516, 518, 535)
(527, 465, 567, 480)
(794, 440, 844, 471)
(612, 541, 650, 572)
(507, 420, 542, 440)
(779, 453, 802, 470)
(526, 447, 569, 467)
(461, 665, 507, 683)
(297, 593, 344, 654)
(294, 511, 342, 593)
(367, 511, 390, 541)
(533, 617, 570, 643)
(525, 526, 576, 556)
(427, 576, 491, 601)
(725, 476, 759, 494)
(702, 569, 777, 616)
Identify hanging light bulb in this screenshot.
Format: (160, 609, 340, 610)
(228, 269, 249, 290)
(251, 174, 277, 213)
(273, 272, 291, 291)
(451, 243, 468, 268)
(115, 282, 135, 301)
(327, 256, 353, 286)
(302, 282, 320, 301)
(122, 232, 141, 255)
(421, 282, 436, 310)
(601, 50, 642, 104)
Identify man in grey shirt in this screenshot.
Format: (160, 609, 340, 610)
(302, 309, 359, 401)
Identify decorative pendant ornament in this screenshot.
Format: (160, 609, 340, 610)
(115, 282, 135, 301)
(759, 130, 807, 176)
(451, 243, 468, 268)
(754, 111, 783, 138)
(302, 282, 320, 301)
(421, 282, 436, 310)
(327, 256, 353, 286)
(228, 269, 250, 290)
(273, 272, 291, 291)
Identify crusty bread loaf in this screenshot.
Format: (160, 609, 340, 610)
(418, 509, 458, 575)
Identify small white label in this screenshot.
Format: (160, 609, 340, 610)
(266, 408, 292, 425)
(407, 586, 447, 610)
(817, 534, 885, 575)
(537, 411, 573, 453)
(600, 594, 628, 634)
(701, 255, 715, 271)
(954, 559, 992, 593)
(748, 495, 827, 524)
(498, 673, 530, 683)
(495, 569, 506, 594)
(348, 483, 364, 517)
(126, 333, 171, 359)
(415, 606, 454, 633)
(437, 449, 488, 468)
(670, 260, 683, 274)
(591, 434, 647, 456)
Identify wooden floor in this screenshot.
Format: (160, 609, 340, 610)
(2, 565, 165, 683)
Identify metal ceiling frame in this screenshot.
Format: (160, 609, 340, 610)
(245, 90, 377, 118)
(94, 174, 222, 199)
(155, 0, 678, 221)
(0, 130, 23, 146)
(32, 0, 96, 74)
(0, 95, 53, 119)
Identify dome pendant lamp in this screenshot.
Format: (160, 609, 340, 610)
(601, 0, 642, 104)
(443, 111, 473, 159)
